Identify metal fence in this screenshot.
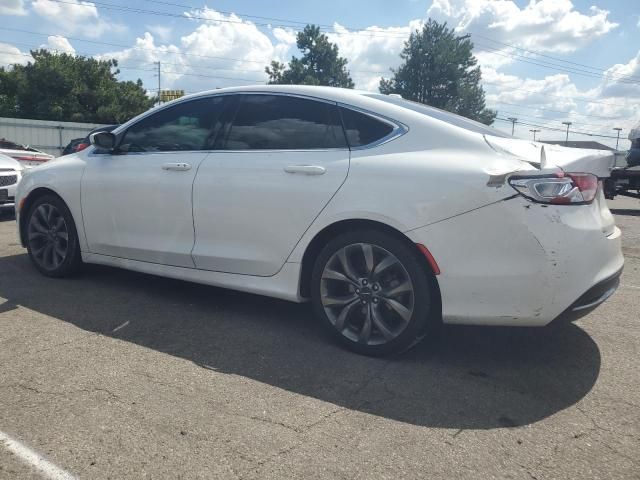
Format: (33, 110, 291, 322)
(0, 117, 109, 157)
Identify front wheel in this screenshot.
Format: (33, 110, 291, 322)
(25, 195, 82, 277)
(311, 229, 437, 356)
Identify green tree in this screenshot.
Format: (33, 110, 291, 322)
(266, 25, 354, 88)
(0, 49, 154, 123)
(379, 19, 496, 125)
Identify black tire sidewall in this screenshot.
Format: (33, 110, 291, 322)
(311, 229, 435, 356)
(25, 195, 82, 277)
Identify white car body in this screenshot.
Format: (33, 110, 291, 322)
(0, 153, 23, 211)
(15, 85, 623, 328)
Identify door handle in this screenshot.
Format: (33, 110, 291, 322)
(162, 162, 191, 171)
(283, 165, 326, 175)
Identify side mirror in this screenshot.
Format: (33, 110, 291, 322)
(90, 131, 116, 150)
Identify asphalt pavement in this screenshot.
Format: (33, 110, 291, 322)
(0, 197, 638, 479)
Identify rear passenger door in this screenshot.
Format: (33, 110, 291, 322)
(191, 93, 350, 276)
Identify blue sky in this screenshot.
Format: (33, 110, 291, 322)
(0, 0, 638, 148)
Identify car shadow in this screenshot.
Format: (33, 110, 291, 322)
(0, 253, 601, 430)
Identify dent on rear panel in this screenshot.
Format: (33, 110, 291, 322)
(411, 198, 553, 323)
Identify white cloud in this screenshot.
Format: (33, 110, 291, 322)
(31, 0, 124, 38)
(178, 8, 279, 89)
(41, 35, 76, 55)
(328, 22, 420, 91)
(0, 43, 31, 68)
(480, 65, 637, 149)
(101, 9, 300, 93)
(97, 32, 186, 94)
(0, 0, 26, 15)
(271, 27, 297, 62)
(428, 0, 617, 54)
(598, 50, 640, 99)
(146, 25, 173, 42)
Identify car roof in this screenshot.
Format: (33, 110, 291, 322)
(182, 84, 371, 103)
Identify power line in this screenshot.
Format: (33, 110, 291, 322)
(489, 100, 623, 120)
(41, 0, 640, 84)
(494, 117, 620, 139)
(468, 31, 640, 82)
(2, 27, 633, 110)
(0, 27, 273, 65)
(482, 80, 629, 108)
(494, 108, 622, 130)
(473, 42, 640, 85)
(0, 48, 266, 84)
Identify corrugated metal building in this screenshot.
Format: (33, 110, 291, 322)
(0, 117, 108, 157)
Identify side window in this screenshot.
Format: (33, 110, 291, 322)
(340, 107, 395, 148)
(223, 95, 347, 150)
(121, 96, 226, 152)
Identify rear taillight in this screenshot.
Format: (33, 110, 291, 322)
(509, 172, 598, 205)
(74, 143, 89, 152)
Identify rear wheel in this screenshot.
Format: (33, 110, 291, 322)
(311, 229, 437, 356)
(25, 195, 82, 277)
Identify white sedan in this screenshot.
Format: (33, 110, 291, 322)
(15, 85, 623, 355)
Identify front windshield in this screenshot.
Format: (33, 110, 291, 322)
(365, 94, 510, 138)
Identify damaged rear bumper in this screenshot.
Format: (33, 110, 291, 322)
(552, 267, 623, 324)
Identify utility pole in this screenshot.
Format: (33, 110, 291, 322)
(507, 117, 518, 136)
(613, 127, 622, 150)
(155, 61, 161, 105)
(529, 129, 540, 141)
(562, 121, 572, 146)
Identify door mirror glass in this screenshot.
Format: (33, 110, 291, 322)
(90, 131, 116, 150)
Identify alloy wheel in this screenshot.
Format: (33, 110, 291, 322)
(27, 203, 70, 271)
(320, 243, 415, 346)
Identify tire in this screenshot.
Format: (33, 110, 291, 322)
(25, 194, 82, 277)
(311, 229, 437, 356)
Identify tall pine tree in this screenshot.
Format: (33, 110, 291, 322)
(266, 25, 354, 88)
(380, 20, 496, 125)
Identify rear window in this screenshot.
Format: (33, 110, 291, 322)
(364, 94, 510, 138)
(339, 107, 395, 147)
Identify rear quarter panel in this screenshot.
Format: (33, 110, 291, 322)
(288, 125, 532, 263)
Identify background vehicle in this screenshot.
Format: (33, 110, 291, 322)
(604, 127, 640, 200)
(61, 125, 119, 156)
(0, 138, 54, 167)
(0, 152, 24, 214)
(15, 85, 624, 355)
(61, 138, 85, 156)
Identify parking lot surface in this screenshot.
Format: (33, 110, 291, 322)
(0, 198, 639, 480)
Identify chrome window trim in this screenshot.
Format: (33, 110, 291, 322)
(90, 148, 350, 156)
(91, 91, 347, 156)
(337, 102, 408, 150)
(89, 91, 407, 156)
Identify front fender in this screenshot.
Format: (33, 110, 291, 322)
(16, 156, 87, 251)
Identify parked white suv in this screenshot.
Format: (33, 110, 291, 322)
(15, 85, 623, 355)
(0, 153, 23, 214)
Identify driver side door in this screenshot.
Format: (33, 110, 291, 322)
(81, 96, 227, 267)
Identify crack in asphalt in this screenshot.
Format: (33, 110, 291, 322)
(0, 383, 124, 404)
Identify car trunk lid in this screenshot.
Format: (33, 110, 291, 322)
(484, 135, 615, 178)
